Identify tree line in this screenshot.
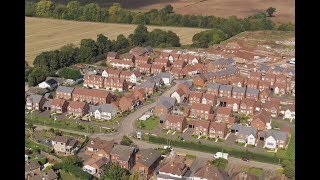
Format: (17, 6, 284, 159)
(27, 24, 180, 86)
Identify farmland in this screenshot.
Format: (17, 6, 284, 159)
(26, 17, 207, 65)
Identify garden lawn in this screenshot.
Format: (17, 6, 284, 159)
(242, 166, 263, 177)
(136, 116, 160, 130)
(60, 170, 78, 180)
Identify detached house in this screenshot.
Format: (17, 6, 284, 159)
(193, 165, 225, 180)
(190, 103, 214, 120)
(194, 120, 210, 136)
(155, 72, 173, 85)
(111, 145, 136, 170)
(246, 88, 259, 100)
(239, 98, 256, 115)
(137, 81, 157, 95)
(51, 135, 79, 155)
(51, 99, 68, 114)
(177, 81, 193, 95)
(188, 91, 203, 104)
(155, 97, 176, 116)
(281, 104, 295, 121)
(219, 85, 233, 98)
(262, 99, 280, 118)
(158, 155, 188, 180)
(164, 115, 187, 132)
(220, 97, 241, 112)
(91, 104, 118, 120)
(86, 138, 114, 158)
(264, 130, 289, 149)
(67, 101, 89, 117)
(83, 157, 109, 177)
(135, 149, 162, 177)
(209, 122, 228, 139)
(25, 94, 46, 111)
(171, 88, 186, 103)
(56, 86, 74, 100)
(216, 107, 233, 123)
(251, 110, 272, 131)
(232, 124, 258, 145)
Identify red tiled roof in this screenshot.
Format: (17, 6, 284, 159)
(188, 91, 203, 99)
(139, 63, 152, 68)
(190, 103, 212, 112)
(73, 88, 111, 98)
(216, 107, 232, 115)
(166, 115, 185, 124)
(51, 99, 68, 106)
(241, 98, 255, 107)
(209, 122, 227, 131)
(220, 97, 241, 105)
(68, 101, 87, 109)
(151, 64, 165, 70)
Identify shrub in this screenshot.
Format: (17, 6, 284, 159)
(120, 135, 133, 146)
(36, 157, 48, 165)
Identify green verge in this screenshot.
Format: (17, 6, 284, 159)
(143, 135, 288, 164)
(135, 116, 160, 130)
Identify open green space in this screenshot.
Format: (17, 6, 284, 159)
(135, 116, 160, 131)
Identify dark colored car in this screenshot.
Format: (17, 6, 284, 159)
(241, 157, 249, 162)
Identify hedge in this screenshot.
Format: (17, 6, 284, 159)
(146, 136, 283, 164)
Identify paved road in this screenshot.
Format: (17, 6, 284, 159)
(91, 82, 180, 142)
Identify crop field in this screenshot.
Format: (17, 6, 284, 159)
(26, 17, 207, 65)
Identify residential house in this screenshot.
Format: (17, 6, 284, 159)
(26, 169, 58, 180)
(188, 55, 201, 65)
(119, 53, 135, 62)
(192, 165, 225, 180)
(120, 71, 142, 83)
(258, 80, 270, 91)
(154, 58, 171, 67)
(110, 145, 136, 170)
(83, 157, 109, 177)
(135, 148, 162, 177)
(177, 81, 193, 95)
(154, 97, 176, 116)
(246, 79, 259, 89)
(109, 59, 134, 69)
(155, 72, 173, 85)
(262, 99, 280, 118)
(284, 68, 295, 77)
(232, 86, 246, 99)
(264, 130, 289, 149)
(51, 99, 68, 114)
(207, 83, 220, 96)
(102, 69, 121, 78)
(190, 103, 214, 120)
(231, 171, 259, 180)
(220, 97, 241, 112)
(104, 77, 128, 92)
(139, 63, 152, 75)
(209, 122, 228, 139)
(51, 135, 79, 155)
(251, 110, 272, 131)
(245, 88, 259, 100)
(84, 74, 105, 89)
(165, 114, 187, 132)
(56, 86, 75, 100)
(136, 81, 157, 95)
(25, 160, 41, 178)
(158, 155, 188, 180)
(178, 54, 189, 62)
(149, 76, 164, 88)
(159, 52, 170, 60)
(263, 73, 276, 85)
(249, 72, 262, 81)
(205, 72, 217, 83)
(182, 65, 198, 77)
(230, 77, 244, 87)
(281, 104, 295, 121)
(129, 46, 152, 57)
(232, 124, 258, 145)
(118, 96, 135, 111)
(171, 88, 186, 103)
(216, 107, 233, 123)
(218, 85, 233, 98)
(201, 93, 217, 106)
(38, 78, 59, 90)
(170, 67, 185, 79)
(275, 74, 287, 84)
(92, 104, 118, 120)
(239, 98, 256, 115)
(172, 60, 187, 68)
(67, 101, 89, 116)
(271, 66, 285, 75)
(188, 91, 203, 104)
(135, 56, 151, 67)
(133, 88, 146, 101)
(25, 94, 46, 111)
(258, 64, 271, 75)
(72, 88, 112, 104)
(193, 74, 207, 87)
(194, 120, 210, 136)
(106, 52, 118, 61)
(150, 64, 165, 74)
(273, 82, 287, 95)
(207, 58, 234, 71)
(86, 138, 114, 158)
(259, 89, 271, 103)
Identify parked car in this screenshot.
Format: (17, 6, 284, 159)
(241, 157, 249, 162)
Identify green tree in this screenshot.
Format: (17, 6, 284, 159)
(63, 1, 82, 20)
(27, 67, 49, 86)
(211, 158, 228, 170)
(59, 44, 76, 66)
(266, 7, 276, 17)
(114, 35, 129, 51)
(58, 67, 82, 80)
(36, 0, 55, 17)
(78, 39, 98, 63)
(25, 1, 37, 16)
(132, 24, 149, 46)
(162, 4, 174, 14)
(102, 163, 130, 180)
(108, 3, 121, 15)
(81, 3, 101, 21)
(96, 34, 111, 55)
(27, 122, 34, 131)
(53, 4, 66, 18)
(281, 160, 295, 179)
(120, 135, 133, 146)
(138, 121, 145, 129)
(210, 29, 228, 44)
(129, 171, 141, 180)
(132, 13, 148, 24)
(166, 30, 181, 47)
(62, 155, 82, 167)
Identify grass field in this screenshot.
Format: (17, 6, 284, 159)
(26, 17, 207, 65)
(135, 116, 160, 130)
(60, 170, 78, 180)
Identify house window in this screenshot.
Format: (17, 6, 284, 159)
(267, 143, 274, 146)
